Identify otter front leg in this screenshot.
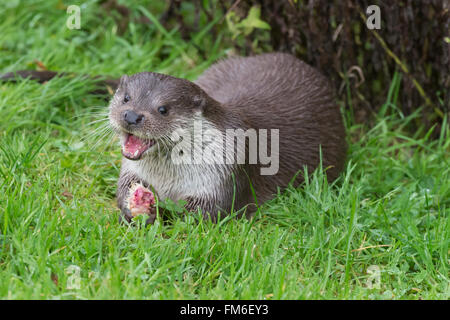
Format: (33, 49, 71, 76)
(117, 171, 157, 224)
(184, 197, 223, 222)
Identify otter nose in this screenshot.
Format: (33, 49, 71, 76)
(123, 110, 144, 125)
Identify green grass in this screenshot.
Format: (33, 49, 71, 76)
(0, 1, 448, 299)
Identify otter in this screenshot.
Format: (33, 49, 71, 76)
(107, 53, 347, 224)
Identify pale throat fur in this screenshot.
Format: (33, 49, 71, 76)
(119, 112, 238, 204)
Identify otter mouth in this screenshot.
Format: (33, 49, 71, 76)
(122, 133, 156, 160)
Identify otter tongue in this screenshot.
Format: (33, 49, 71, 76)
(122, 134, 149, 160)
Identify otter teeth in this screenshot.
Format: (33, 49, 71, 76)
(121, 133, 155, 160)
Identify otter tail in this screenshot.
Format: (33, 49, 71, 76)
(0, 70, 119, 95)
(0, 70, 61, 83)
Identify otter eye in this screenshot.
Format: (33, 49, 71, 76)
(123, 94, 130, 103)
(158, 106, 168, 115)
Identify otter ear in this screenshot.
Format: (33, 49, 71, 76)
(119, 75, 129, 88)
(192, 95, 206, 111)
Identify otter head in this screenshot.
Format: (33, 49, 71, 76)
(108, 72, 208, 160)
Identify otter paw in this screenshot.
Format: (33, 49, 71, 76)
(127, 184, 156, 217)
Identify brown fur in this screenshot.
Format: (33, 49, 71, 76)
(195, 53, 347, 204)
(109, 53, 347, 223)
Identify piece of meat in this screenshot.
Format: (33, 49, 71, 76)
(127, 184, 156, 217)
